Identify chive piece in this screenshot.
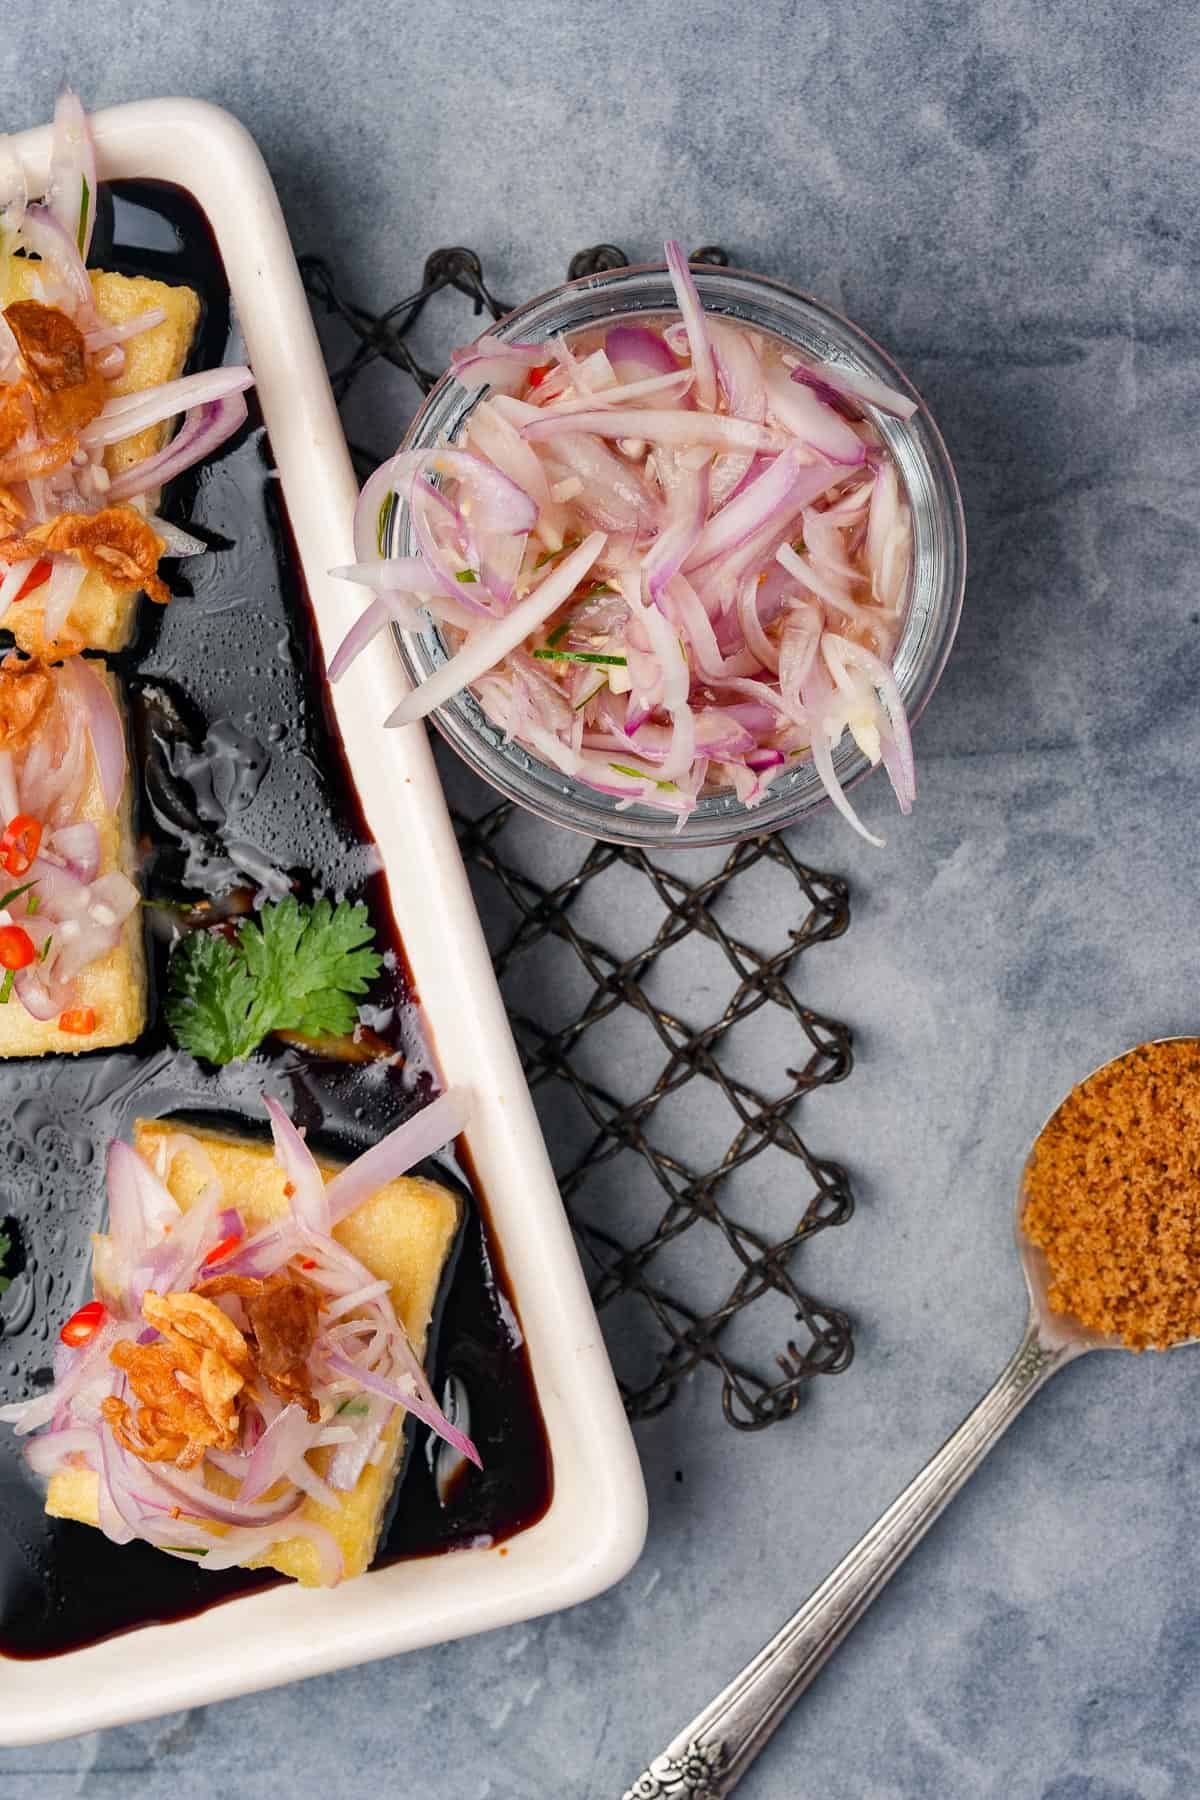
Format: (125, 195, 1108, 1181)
(375, 493, 395, 558)
(77, 176, 90, 254)
(336, 1398, 370, 1417)
(0, 970, 14, 1005)
(0, 879, 37, 912)
(573, 676, 606, 712)
(608, 762, 678, 792)
(532, 649, 628, 667)
(791, 535, 805, 554)
(167, 1545, 208, 1557)
(582, 581, 616, 597)
(534, 535, 580, 571)
(455, 569, 478, 584)
(545, 612, 575, 649)
(39, 934, 52, 963)
(25, 892, 39, 916)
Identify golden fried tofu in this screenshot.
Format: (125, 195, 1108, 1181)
(1, 265, 199, 654)
(0, 664, 144, 1056)
(47, 1120, 462, 1586)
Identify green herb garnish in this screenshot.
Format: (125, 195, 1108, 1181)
(533, 535, 580, 571)
(0, 1224, 12, 1295)
(166, 896, 383, 1066)
(375, 493, 395, 558)
(39, 934, 52, 963)
(77, 176, 90, 254)
(25, 892, 39, 916)
(336, 1398, 371, 1417)
(455, 569, 478, 584)
(0, 970, 14, 1005)
(0, 880, 36, 912)
(608, 762, 679, 792)
(532, 649, 628, 667)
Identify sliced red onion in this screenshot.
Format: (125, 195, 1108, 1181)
(325, 1351, 481, 1469)
(327, 1395, 390, 1491)
(102, 392, 250, 505)
(324, 1087, 470, 1225)
(146, 515, 207, 558)
(265, 1096, 330, 1238)
(643, 452, 711, 605)
(823, 633, 915, 813)
(84, 308, 167, 352)
(685, 451, 837, 573)
(40, 560, 86, 641)
(0, 1320, 121, 1433)
(710, 318, 766, 423)
(605, 324, 679, 381)
(145, 1460, 305, 1530)
(766, 371, 867, 466)
(330, 556, 441, 594)
(792, 358, 917, 421)
(0, 560, 36, 613)
(238, 1402, 322, 1503)
(387, 534, 606, 727)
(524, 409, 783, 453)
(24, 1424, 98, 1477)
(327, 593, 419, 683)
(196, 1518, 343, 1582)
(450, 337, 544, 393)
(545, 369, 692, 413)
(0, 751, 17, 826)
(47, 89, 97, 260)
(82, 368, 255, 450)
(17, 204, 93, 315)
(48, 820, 100, 881)
(664, 241, 717, 410)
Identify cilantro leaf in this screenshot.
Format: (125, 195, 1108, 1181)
(166, 897, 383, 1066)
(166, 929, 260, 1064)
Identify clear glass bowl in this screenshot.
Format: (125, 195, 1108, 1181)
(390, 262, 966, 847)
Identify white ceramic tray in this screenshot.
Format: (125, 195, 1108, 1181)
(0, 97, 646, 1746)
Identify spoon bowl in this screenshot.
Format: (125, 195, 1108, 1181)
(1014, 1035, 1200, 1356)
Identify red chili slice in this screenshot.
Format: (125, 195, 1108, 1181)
(0, 814, 42, 878)
(0, 924, 35, 970)
(12, 559, 52, 605)
(59, 1299, 106, 1347)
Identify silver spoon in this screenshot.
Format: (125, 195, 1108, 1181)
(622, 1039, 1177, 1800)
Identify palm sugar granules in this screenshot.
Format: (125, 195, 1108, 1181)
(1023, 1038, 1200, 1350)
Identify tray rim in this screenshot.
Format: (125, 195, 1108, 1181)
(0, 96, 646, 1746)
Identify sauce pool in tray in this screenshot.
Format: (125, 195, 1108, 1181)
(0, 177, 551, 1657)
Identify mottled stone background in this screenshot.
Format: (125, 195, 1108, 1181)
(3, 2, 1200, 1795)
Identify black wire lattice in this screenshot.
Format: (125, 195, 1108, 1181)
(302, 244, 858, 1428)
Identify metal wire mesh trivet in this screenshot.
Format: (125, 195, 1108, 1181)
(302, 243, 858, 1429)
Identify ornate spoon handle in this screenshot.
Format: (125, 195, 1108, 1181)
(622, 1313, 1077, 1799)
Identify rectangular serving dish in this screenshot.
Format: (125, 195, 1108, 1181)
(0, 96, 646, 1746)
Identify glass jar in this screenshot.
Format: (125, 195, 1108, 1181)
(389, 262, 966, 848)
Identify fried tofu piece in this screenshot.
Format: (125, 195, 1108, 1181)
(47, 1120, 462, 1586)
(1, 265, 200, 654)
(0, 665, 144, 1056)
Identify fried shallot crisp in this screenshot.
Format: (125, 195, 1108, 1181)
(104, 1290, 253, 1470)
(0, 654, 53, 750)
(3, 300, 108, 440)
(197, 1266, 324, 1422)
(0, 506, 169, 606)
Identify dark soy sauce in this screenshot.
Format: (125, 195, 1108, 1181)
(0, 181, 551, 1659)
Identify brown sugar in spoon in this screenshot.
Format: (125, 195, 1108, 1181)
(622, 1038, 1199, 1800)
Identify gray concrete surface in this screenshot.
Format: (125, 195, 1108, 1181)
(3, 2, 1200, 1795)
